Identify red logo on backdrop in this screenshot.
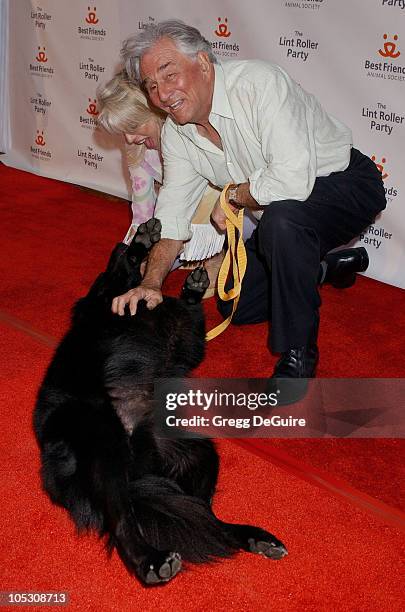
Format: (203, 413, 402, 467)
(86, 98, 99, 116)
(36, 47, 48, 62)
(35, 130, 46, 146)
(372, 156, 389, 180)
(215, 17, 231, 38)
(86, 6, 99, 24)
(378, 34, 400, 58)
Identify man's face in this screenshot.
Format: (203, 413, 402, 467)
(140, 37, 213, 126)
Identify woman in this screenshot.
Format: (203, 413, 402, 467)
(97, 72, 224, 293)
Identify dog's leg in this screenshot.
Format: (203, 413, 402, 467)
(110, 476, 185, 585)
(117, 475, 238, 573)
(181, 267, 210, 304)
(112, 530, 182, 586)
(151, 435, 287, 561)
(221, 522, 288, 560)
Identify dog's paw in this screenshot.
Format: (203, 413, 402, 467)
(182, 267, 210, 305)
(186, 267, 210, 292)
(134, 218, 162, 250)
(140, 551, 182, 585)
(248, 537, 288, 560)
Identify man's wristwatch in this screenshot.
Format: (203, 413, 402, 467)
(227, 184, 242, 207)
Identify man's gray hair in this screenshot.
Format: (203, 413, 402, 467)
(121, 19, 217, 82)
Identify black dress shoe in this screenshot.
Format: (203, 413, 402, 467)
(320, 247, 369, 289)
(268, 346, 319, 405)
(272, 346, 319, 378)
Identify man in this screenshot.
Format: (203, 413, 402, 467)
(113, 19, 386, 379)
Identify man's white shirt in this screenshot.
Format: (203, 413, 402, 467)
(155, 59, 352, 240)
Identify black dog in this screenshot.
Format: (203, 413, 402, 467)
(34, 219, 287, 585)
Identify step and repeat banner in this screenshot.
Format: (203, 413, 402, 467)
(2, 0, 404, 288)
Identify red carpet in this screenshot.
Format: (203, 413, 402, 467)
(0, 162, 404, 611)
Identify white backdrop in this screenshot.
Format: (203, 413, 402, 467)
(2, 0, 404, 288)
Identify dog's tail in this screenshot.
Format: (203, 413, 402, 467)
(112, 475, 239, 565)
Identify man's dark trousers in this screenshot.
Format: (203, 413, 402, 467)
(218, 148, 387, 353)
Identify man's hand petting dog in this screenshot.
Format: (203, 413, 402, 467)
(112, 284, 163, 316)
(111, 217, 166, 316)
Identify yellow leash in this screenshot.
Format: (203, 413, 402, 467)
(206, 184, 247, 341)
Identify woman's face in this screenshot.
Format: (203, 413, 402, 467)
(124, 118, 161, 151)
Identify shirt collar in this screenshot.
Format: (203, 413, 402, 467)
(210, 62, 234, 120)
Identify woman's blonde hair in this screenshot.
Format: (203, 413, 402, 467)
(97, 71, 163, 166)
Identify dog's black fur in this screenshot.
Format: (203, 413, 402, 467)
(34, 218, 287, 585)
